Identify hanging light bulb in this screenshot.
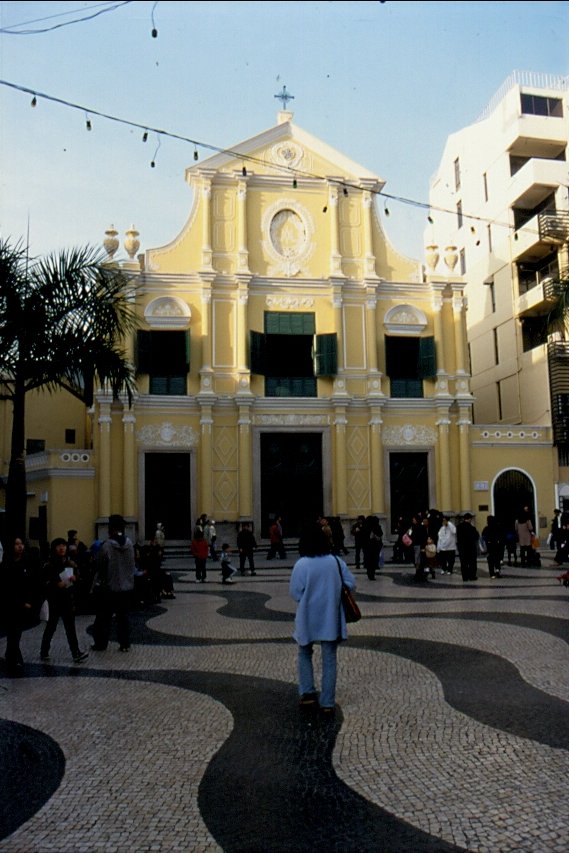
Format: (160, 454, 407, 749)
(142, 130, 148, 143)
(322, 205, 328, 213)
(85, 116, 92, 131)
(150, 160, 156, 168)
(293, 178, 297, 189)
(31, 95, 37, 108)
(194, 148, 199, 161)
(343, 187, 348, 196)
(242, 165, 247, 176)
(151, 27, 158, 37)
(384, 204, 390, 217)
(427, 215, 434, 224)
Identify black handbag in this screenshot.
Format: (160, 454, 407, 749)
(334, 556, 361, 623)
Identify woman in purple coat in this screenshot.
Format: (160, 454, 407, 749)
(289, 520, 356, 714)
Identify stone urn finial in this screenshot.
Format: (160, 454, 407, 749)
(444, 245, 459, 272)
(103, 225, 119, 259)
(124, 225, 140, 259)
(425, 244, 439, 272)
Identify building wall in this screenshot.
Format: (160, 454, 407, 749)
(0, 104, 562, 546)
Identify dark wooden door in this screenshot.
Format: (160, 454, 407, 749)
(144, 452, 192, 540)
(389, 452, 429, 532)
(260, 433, 323, 538)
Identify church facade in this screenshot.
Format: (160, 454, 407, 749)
(0, 109, 556, 546)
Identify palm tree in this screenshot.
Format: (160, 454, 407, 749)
(0, 238, 138, 541)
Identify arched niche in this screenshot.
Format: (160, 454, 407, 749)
(144, 297, 192, 330)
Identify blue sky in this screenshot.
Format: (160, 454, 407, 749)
(1, 1, 568, 262)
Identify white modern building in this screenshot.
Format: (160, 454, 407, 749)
(426, 71, 569, 512)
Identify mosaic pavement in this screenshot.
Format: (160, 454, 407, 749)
(1, 552, 569, 853)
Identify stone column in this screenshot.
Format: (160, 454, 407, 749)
(328, 186, 342, 275)
(122, 408, 136, 519)
(453, 294, 467, 375)
(199, 282, 215, 395)
(332, 285, 344, 376)
(458, 408, 472, 511)
(237, 283, 248, 373)
(200, 405, 213, 516)
(237, 178, 250, 273)
(362, 191, 377, 278)
(369, 409, 384, 513)
(238, 402, 253, 518)
(433, 290, 451, 397)
(97, 399, 112, 519)
(333, 405, 348, 516)
(436, 410, 452, 512)
(201, 178, 213, 270)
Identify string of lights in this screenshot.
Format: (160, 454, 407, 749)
(0, 1, 133, 35)
(0, 76, 532, 240)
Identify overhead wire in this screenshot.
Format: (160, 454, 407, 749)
(0, 76, 533, 238)
(0, 1, 133, 35)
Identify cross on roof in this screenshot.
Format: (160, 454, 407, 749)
(274, 85, 295, 110)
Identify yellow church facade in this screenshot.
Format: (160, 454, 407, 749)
(0, 111, 557, 546)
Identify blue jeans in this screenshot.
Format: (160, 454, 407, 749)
(297, 640, 338, 708)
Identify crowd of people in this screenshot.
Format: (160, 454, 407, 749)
(2, 506, 567, 684)
(0, 516, 176, 676)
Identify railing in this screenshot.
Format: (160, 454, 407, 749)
(538, 210, 569, 243)
(475, 71, 569, 122)
(549, 341, 569, 445)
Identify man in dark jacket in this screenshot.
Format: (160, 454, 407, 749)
(91, 514, 136, 652)
(237, 522, 257, 576)
(456, 513, 480, 582)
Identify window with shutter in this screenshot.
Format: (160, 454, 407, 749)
(136, 330, 189, 395)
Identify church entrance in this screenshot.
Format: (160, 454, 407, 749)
(389, 452, 429, 533)
(260, 433, 323, 538)
(144, 452, 192, 541)
(493, 469, 536, 533)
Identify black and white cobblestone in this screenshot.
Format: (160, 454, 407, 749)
(1, 557, 568, 852)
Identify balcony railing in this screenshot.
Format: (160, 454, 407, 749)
(538, 210, 569, 243)
(543, 269, 569, 300)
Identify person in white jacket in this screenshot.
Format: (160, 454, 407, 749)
(437, 517, 457, 575)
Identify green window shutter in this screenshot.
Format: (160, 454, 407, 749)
(250, 330, 266, 375)
(385, 337, 396, 377)
(314, 333, 338, 376)
(418, 336, 437, 378)
(136, 330, 152, 373)
(264, 312, 315, 335)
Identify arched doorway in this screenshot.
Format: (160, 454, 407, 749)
(493, 469, 536, 533)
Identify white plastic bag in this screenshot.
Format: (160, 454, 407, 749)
(39, 600, 49, 622)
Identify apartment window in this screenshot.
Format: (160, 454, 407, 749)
(482, 171, 488, 202)
(521, 316, 548, 351)
(65, 429, 76, 444)
(520, 93, 563, 118)
(457, 200, 463, 229)
(250, 312, 337, 397)
(137, 330, 190, 395)
(517, 251, 559, 295)
(385, 336, 436, 398)
(26, 439, 45, 455)
(459, 248, 466, 275)
(493, 329, 499, 365)
(454, 157, 461, 191)
(485, 278, 496, 312)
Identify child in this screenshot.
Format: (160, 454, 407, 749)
(191, 528, 208, 583)
(220, 543, 237, 585)
(425, 536, 438, 579)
